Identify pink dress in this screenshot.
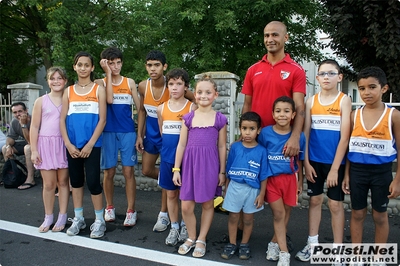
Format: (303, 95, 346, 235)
(34, 94, 68, 170)
(179, 111, 227, 203)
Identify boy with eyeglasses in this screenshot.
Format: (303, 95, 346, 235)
(295, 60, 352, 264)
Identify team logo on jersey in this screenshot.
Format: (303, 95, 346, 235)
(280, 71, 290, 80)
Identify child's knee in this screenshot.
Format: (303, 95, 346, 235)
(328, 199, 343, 213)
(372, 210, 388, 226)
(352, 209, 366, 221)
(310, 195, 323, 207)
(166, 190, 179, 200)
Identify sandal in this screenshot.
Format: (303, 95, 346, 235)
(52, 213, 67, 232)
(192, 239, 207, 258)
(39, 214, 54, 233)
(178, 238, 196, 255)
(221, 243, 237, 259)
(238, 243, 251, 260)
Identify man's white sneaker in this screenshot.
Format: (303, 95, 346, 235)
(104, 208, 115, 222)
(266, 242, 280, 261)
(123, 211, 137, 226)
(178, 225, 188, 242)
(165, 228, 180, 246)
(90, 219, 106, 238)
(153, 215, 170, 232)
(66, 217, 86, 236)
(278, 251, 291, 266)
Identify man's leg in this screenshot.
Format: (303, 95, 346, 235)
(18, 144, 35, 189)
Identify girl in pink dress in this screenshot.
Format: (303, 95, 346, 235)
(30, 67, 69, 232)
(173, 75, 227, 258)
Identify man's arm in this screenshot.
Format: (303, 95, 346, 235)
(19, 114, 31, 144)
(242, 95, 252, 114)
(284, 92, 305, 157)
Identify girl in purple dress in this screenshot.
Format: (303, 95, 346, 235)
(30, 67, 69, 232)
(173, 75, 227, 258)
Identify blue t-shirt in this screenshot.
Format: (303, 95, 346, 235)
(226, 141, 268, 189)
(258, 126, 305, 177)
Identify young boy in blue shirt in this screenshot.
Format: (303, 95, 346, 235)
(221, 111, 268, 260)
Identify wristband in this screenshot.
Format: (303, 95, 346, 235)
(172, 167, 180, 173)
(220, 172, 226, 174)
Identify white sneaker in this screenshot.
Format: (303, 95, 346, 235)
(153, 215, 170, 232)
(165, 228, 180, 246)
(90, 219, 106, 238)
(178, 224, 188, 242)
(123, 211, 137, 226)
(104, 207, 115, 222)
(66, 217, 86, 236)
(295, 242, 312, 261)
(277, 251, 290, 266)
(266, 242, 280, 261)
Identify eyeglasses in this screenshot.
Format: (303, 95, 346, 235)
(317, 72, 339, 77)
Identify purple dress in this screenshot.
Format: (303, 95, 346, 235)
(179, 111, 227, 203)
(35, 95, 68, 170)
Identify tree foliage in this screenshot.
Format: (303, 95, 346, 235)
(321, 0, 400, 102)
(1, 0, 325, 95)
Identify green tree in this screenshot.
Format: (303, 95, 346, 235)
(138, 0, 325, 86)
(1, 0, 325, 94)
(321, 0, 400, 102)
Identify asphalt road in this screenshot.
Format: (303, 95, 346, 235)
(0, 177, 399, 266)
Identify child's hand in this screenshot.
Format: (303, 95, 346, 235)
(326, 170, 339, 188)
(342, 175, 350, 194)
(66, 144, 80, 158)
(173, 172, 182, 186)
(135, 137, 144, 154)
(99, 59, 111, 74)
(79, 143, 93, 158)
(31, 151, 42, 165)
(254, 194, 264, 209)
(297, 180, 303, 195)
(388, 178, 400, 199)
(218, 173, 226, 186)
(305, 163, 317, 183)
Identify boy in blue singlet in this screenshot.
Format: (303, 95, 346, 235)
(343, 67, 400, 256)
(135, 51, 194, 232)
(157, 68, 195, 246)
(95, 47, 141, 227)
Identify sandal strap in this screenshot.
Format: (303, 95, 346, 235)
(196, 239, 206, 246)
(186, 238, 195, 244)
(54, 213, 67, 227)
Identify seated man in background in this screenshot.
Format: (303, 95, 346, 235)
(1, 102, 35, 190)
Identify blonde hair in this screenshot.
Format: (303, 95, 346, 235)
(195, 73, 217, 91)
(47, 66, 67, 81)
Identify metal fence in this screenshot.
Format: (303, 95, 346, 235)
(0, 93, 12, 134)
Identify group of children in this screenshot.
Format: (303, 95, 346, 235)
(29, 48, 400, 265)
(219, 60, 400, 266)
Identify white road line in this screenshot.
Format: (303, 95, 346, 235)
(0, 220, 239, 266)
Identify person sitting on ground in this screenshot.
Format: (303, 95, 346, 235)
(1, 102, 36, 190)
